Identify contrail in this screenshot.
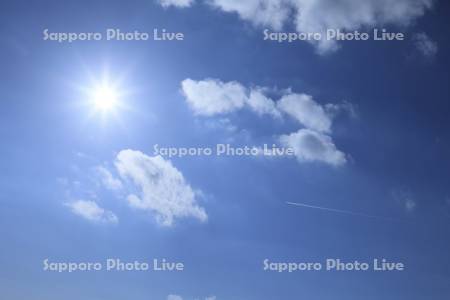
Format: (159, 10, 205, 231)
(286, 201, 397, 221)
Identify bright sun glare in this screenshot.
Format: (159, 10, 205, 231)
(91, 85, 119, 111)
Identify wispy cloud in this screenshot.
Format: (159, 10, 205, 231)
(95, 166, 123, 191)
(392, 188, 417, 213)
(167, 295, 217, 300)
(65, 200, 118, 223)
(413, 32, 438, 60)
(158, 0, 194, 8)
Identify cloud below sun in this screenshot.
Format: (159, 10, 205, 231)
(65, 150, 208, 227)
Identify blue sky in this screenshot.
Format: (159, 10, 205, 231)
(0, 0, 449, 299)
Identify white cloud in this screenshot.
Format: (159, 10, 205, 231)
(290, 0, 434, 53)
(413, 32, 438, 59)
(248, 88, 281, 118)
(277, 93, 332, 133)
(280, 129, 347, 166)
(162, 0, 433, 53)
(167, 296, 216, 300)
(181, 78, 333, 127)
(210, 0, 289, 30)
(96, 166, 123, 191)
(66, 200, 118, 223)
(182, 78, 283, 118)
(181, 78, 247, 116)
(115, 149, 207, 226)
(158, 0, 194, 8)
(181, 78, 348, 166)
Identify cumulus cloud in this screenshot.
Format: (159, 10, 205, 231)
(277, 93, 332, 133)
(181, 78, 332, 124)
(96, 166, 123, 191)
(181, 78, 282, 118)
(158, 0, 194, 8)
(289, 0, 433, 53)
(413, 32, 438, 59)
(161, 0, 433, 53)
(115, 149, 207, 226)
(181, 78, 349, 166)
(181, 78, 339, 132)
(279, 129, 347, 166)
(66, 200, 118, 223)
(248, 88, 281, 118)
(181, 78, 247, 116)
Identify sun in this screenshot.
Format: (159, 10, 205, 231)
(91, 84, 119, 111)
(77, 70, 130, 120)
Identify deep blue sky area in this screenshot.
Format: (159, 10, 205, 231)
(0, 0, 449, 299)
